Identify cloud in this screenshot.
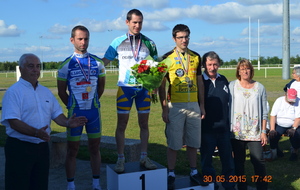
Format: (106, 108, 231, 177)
(145, 2, 286, 24)
(292, 27, 300, 35)
(72, 0, 97, 8)
(122, 0, 169, 9)
(240, 25, 282, 37)
(53, 15, 168, 34)
(259, 25, 282, 36)
(48, 24, 70, 34)
(0, 20, 23, 37)
(236, 0, 280, 5)
(47, 1, 300, 35)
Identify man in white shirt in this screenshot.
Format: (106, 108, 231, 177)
(1, 53, 87, 190)
(269, 88, 300, 161)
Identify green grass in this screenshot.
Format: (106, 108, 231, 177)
(0, 68, 300, 189)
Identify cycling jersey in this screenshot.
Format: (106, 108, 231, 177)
(163, 48, 202, 103)
(104, 33, 157, 87)
(57, 52, 106, 110)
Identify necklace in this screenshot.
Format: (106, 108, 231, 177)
(128, 33, 141, 62)
(175, 49, 191, 86)
(75, 54, 91, 92)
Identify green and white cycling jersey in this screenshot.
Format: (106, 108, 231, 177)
(104, 33, 157, 87)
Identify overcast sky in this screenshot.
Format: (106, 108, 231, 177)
(1, 0, 299, 62)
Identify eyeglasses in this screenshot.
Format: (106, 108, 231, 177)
(175, 36, 190, 40)
(239, 68, 251, 72)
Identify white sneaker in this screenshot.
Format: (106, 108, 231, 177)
(114, 159, 125, 173)
(140, 157, 157, 170)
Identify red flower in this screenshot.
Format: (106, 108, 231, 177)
(140, 60, 148, 64)
(158, 66, 166, 73)
(138, 64, 149, 73)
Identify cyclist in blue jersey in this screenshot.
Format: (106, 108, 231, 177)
(57, 25, 106, 190)
(102, 9, 158, 173)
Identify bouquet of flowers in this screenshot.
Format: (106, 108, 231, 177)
(131, 56, 168, 103)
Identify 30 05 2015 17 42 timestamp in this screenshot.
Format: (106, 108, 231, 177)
(203, 175, 273, 183)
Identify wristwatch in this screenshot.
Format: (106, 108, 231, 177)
(292, 127, 297, 130)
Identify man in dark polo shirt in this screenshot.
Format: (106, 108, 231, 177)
(200, 51, 235, 190)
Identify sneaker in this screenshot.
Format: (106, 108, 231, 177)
(277, 149, 284, 158)
(190, 173, 209, 186)
(167, 176, 175, 190)
(140, 157, 157, 170)
(114, 159, 125, 173)
(289, 153, 298, 161)
(212, 149, 219, 157)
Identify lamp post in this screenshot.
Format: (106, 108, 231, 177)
(39, 36, 44, 78)
(282, 0, 290, 79)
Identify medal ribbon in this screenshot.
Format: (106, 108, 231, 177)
(175, 49, 190, 76)
(75, 54, 91, 82)
(128, 33, 141, 62)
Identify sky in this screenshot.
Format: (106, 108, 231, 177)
(1, 0, 300, 63)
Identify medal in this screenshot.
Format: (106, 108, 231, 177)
(175, 49, 192, 87)
(185, 77, 190, 83)
(185, 77, 193, 87)
(86, 86, 92, 92)
(128, 33, 141, 62)
(75, 54, 91, 83)
(188, 80, 193, 88)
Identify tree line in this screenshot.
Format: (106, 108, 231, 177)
(1, 55, 300, 71)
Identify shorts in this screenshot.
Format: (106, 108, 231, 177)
(67, 108, 101, 141)
(116, 86, 151, 114)
(165, 102, 201, 150)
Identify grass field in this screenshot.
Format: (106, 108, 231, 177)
(0, 67, 299, 190)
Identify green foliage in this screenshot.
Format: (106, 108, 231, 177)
(0, 61, 18, 71)
(44, 61, 60, 70)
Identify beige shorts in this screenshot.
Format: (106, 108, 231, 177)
(166, 102, 201, 150)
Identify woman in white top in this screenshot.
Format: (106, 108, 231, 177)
(229, 59, 268, 190)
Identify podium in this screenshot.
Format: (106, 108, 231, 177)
(107, 161, 167, 190)
(106, 161, 214, 190)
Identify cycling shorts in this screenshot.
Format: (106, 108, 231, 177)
(67, 108, 101, 141)
(116, 86, 151, 114)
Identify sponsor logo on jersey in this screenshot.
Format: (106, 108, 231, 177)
(175, 68, 185, 77)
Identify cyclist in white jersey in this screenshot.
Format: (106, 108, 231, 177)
(57, 25, 105, 190)
(102, 9, 158, 173)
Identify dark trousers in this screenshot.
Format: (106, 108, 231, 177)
(5, 136, 49, 190)
(201, 131, 236, 189)
(231, 139, 268, 190)
(270, 124, 300, 150)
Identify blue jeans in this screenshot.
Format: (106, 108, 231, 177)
(270, 124, 300, 150)
(200, 131, 235, 189)
(231, 139, 268, 190)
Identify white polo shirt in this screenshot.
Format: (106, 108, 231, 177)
(270, 96, 300, 128)
(1, 78, 63, 144)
